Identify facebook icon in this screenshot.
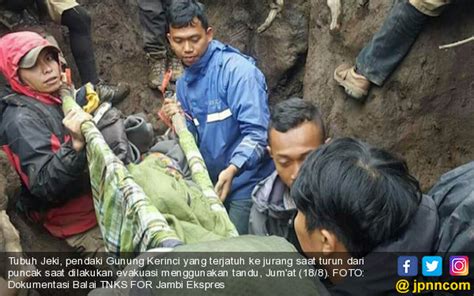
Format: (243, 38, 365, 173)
(398, 256, 418, 276)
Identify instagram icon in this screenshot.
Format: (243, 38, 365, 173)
(449, 256, 469, 276)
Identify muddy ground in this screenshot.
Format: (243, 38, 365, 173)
(0, 0, 473, 294)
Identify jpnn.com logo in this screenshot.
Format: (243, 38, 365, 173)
(395, 255, 471, 294)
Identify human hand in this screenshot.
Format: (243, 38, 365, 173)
(161, 98, 182, 119)
(62, 108, 92, 152)
(214, 164, 238, 202)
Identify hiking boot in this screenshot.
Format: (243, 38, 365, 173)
(334, 63, 371, 101)
(169, 56, 184, 82)
(146, 54, 167, 89)
(95, 81, 130, 106)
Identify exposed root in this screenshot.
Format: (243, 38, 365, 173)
(327, 0, 342, 32)
(439, 36, 474, 49)
(0, 210, 21, 253)
(257, 0, 284, 34)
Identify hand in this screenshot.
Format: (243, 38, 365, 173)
(62, 108, 92, 152)
(161, 98, 182, 119)
(214, 164, 238, 202)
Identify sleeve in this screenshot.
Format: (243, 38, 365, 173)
(3, 110, 87, 204)
(225, 65, 270, 171)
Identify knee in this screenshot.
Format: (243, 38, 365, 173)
(61, 6, 92, 32)
(409, 0, 450, 16)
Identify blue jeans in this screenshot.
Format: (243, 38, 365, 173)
(356, 0, 429, 86)
(137, 0, 171, 56)
(224, 198, 253, 235)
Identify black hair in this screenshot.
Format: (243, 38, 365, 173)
(269, 97, 326, 141)
(166, 0, 209, 30)
(291, 137, 421, 258)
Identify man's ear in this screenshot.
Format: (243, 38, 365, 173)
(166, 33, 172, 43)
(320, 229, 338, 256)
(206, 27, 214, 40)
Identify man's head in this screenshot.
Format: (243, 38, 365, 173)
(268, 97, 326, 188)
(0, 31, 61, 95)
(166, 0, 213, 67)
(18, 46, 61, 94)
(292, 138, 421, 259)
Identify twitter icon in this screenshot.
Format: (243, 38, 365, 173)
(422, 256, 442, 276)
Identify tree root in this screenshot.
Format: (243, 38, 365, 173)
(327, 0, 342, 32)
(257, 0, 284, 34)
(439, 36, 474, 50)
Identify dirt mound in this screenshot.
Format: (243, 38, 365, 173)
(304, 0, 474, 190)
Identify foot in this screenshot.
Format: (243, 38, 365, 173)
(334, 64, 371, 101)
(95, 81, 130, 106)
(169, 56, 184, 82)
(146, 54, 167, 89)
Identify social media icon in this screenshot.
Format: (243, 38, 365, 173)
(450, 256, 469, 276)
(422, 256, 442, 276)
(398, 256, 418, 276)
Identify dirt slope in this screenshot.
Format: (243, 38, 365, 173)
(304, 0, 474, 190)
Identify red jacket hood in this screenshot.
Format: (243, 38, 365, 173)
(0, 31, 62, 105)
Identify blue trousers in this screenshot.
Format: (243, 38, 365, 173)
(224, 198, 253, 235)
(356, 0, 429, 86)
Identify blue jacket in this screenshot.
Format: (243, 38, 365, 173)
(176, 40, 274, 201)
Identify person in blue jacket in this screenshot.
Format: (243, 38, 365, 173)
(162, 0, 274, 234)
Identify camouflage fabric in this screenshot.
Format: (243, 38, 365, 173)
(128, 153, 237, 244)
(83, 120, 181, 255)
(61, 98, 237, 256)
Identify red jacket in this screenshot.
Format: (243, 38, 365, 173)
(0, 32, 97, 238)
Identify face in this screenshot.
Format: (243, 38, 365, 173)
(269, 121, 324, 188)
(18, 49, 61, 93)
(167, 18, 213, 67)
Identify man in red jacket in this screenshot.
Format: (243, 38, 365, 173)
(0, 31, 104, 254)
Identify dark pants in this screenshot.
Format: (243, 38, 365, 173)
(3, 1, 98, 84)
(355, 0, 429, 86)
(224, 198, 253, 235)
(61, 6, 99, 85)
(137, 0, 170, 58)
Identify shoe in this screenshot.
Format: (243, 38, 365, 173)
(95, 81, 130, 106)
(169, 55, 184, 82)
(146, 54, 167, 89)
(334, 64, 371, 101)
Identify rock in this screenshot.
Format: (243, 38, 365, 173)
(0, 210, 21, 253)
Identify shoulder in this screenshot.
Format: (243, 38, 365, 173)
(221, 52, 261, 77)
(1, 96, 45, 128)
(215, 43, 264, 80)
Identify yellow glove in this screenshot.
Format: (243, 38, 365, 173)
(82, 82, 100, 114)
